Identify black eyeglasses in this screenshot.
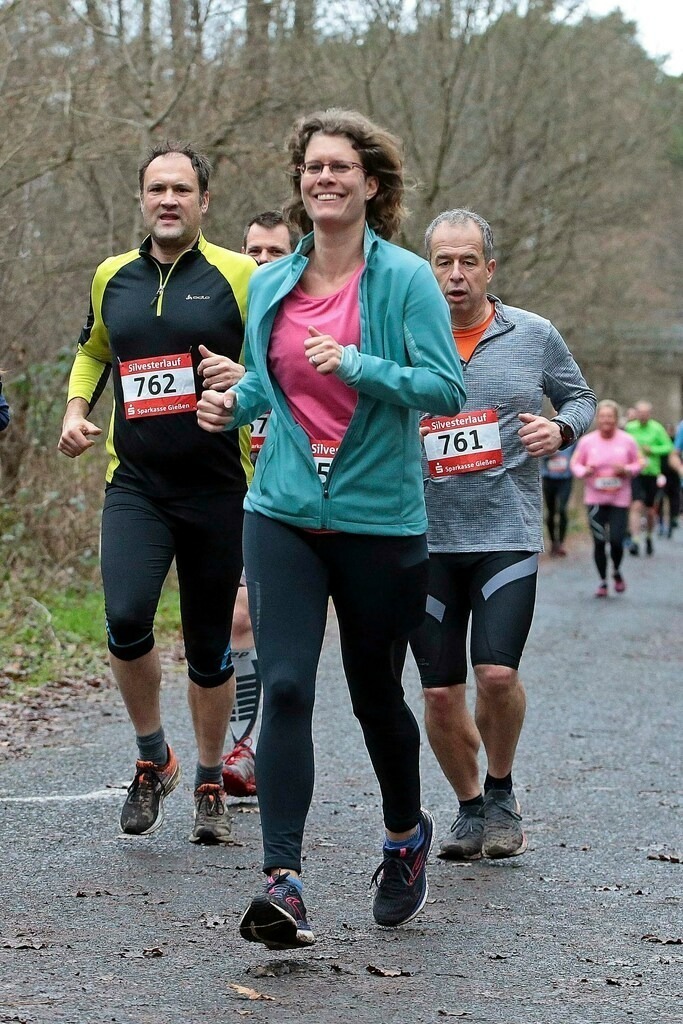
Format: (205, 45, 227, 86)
(296, 161, 367, 177)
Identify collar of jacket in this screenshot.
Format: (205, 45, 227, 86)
(138, 231, 205, 258)
(259, 222, 380, 316)
(482, 293, 515, 342)
(292, 222, 381, 263)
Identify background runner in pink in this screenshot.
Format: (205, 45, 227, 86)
(570, 426, 641, 506)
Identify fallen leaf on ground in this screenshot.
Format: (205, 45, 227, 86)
(228, 983, 275, 1001)
(2, 938, 46, 950)
(118, 947, 164, 959)
(366, 964, 410, 977)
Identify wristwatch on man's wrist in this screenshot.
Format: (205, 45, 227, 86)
(552, 418, 575, 448)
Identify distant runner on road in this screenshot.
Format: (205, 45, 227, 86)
(624, 401, 673, 556)
(410, 208, 596, 864)
(541, 441, 576, 556)
(58, 142, 255, 846)
(570, 399, 642, 597)
(670, 419, 683, 482)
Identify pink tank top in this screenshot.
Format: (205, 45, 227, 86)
(268, 265, 362, 445)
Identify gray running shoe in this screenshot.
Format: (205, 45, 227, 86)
(120, 746, 181, 836)
(482, 788, 527, 858)
(190, 783, 233, 845)
(438, 802, 485, 860)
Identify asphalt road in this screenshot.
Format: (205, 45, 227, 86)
(1, 532, 681, 1024)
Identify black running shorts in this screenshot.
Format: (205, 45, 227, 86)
(631, 475, 658, 508)
(410, 550, 538, 686)
(101, 486, 244, 686)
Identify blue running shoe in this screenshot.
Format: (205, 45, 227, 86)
(239, 873, 315, 949)
(371, 809, 434, 927)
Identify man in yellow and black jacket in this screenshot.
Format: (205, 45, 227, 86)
(59, 141, 255, 845)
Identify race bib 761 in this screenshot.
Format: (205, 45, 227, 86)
(423, 408, 503, 477)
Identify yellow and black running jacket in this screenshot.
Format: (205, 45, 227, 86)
(68, 232, 255, 498)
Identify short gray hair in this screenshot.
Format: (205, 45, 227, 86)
(424, 209, 494, 262)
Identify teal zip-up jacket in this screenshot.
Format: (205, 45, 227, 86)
(229, 226, 466, 535)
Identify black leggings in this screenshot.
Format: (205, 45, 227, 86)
(243, 511, 428, 874)
(543, 477, 572, 543)
(587, 504, 628, 579)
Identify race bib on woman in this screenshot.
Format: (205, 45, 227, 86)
(423, 409, 503, 477)
(311, 439, 340, 484)
(594, 475, 622, 492)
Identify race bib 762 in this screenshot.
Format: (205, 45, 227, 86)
(120, 353, 196, 419)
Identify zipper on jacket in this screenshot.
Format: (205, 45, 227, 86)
(321, 482, 330, 530)
(149, 250, 190, 316)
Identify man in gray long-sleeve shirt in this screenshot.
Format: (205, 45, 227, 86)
(410, 209, 596, 861)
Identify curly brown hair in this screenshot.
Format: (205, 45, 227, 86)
(283, 109, 407, 241)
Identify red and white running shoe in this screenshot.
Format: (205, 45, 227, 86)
(222, 736, 257, 797)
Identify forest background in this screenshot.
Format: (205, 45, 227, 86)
(0, 0, 681, 687)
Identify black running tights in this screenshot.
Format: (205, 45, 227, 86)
(587, 504, 628, 578)
(243, 512, 428, 874)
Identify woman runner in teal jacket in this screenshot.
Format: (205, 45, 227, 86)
(197, 108, 465, 949)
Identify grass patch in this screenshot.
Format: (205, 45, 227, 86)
(1, 569, 182, 694)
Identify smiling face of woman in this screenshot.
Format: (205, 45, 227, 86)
(299, 133, 378, 232)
